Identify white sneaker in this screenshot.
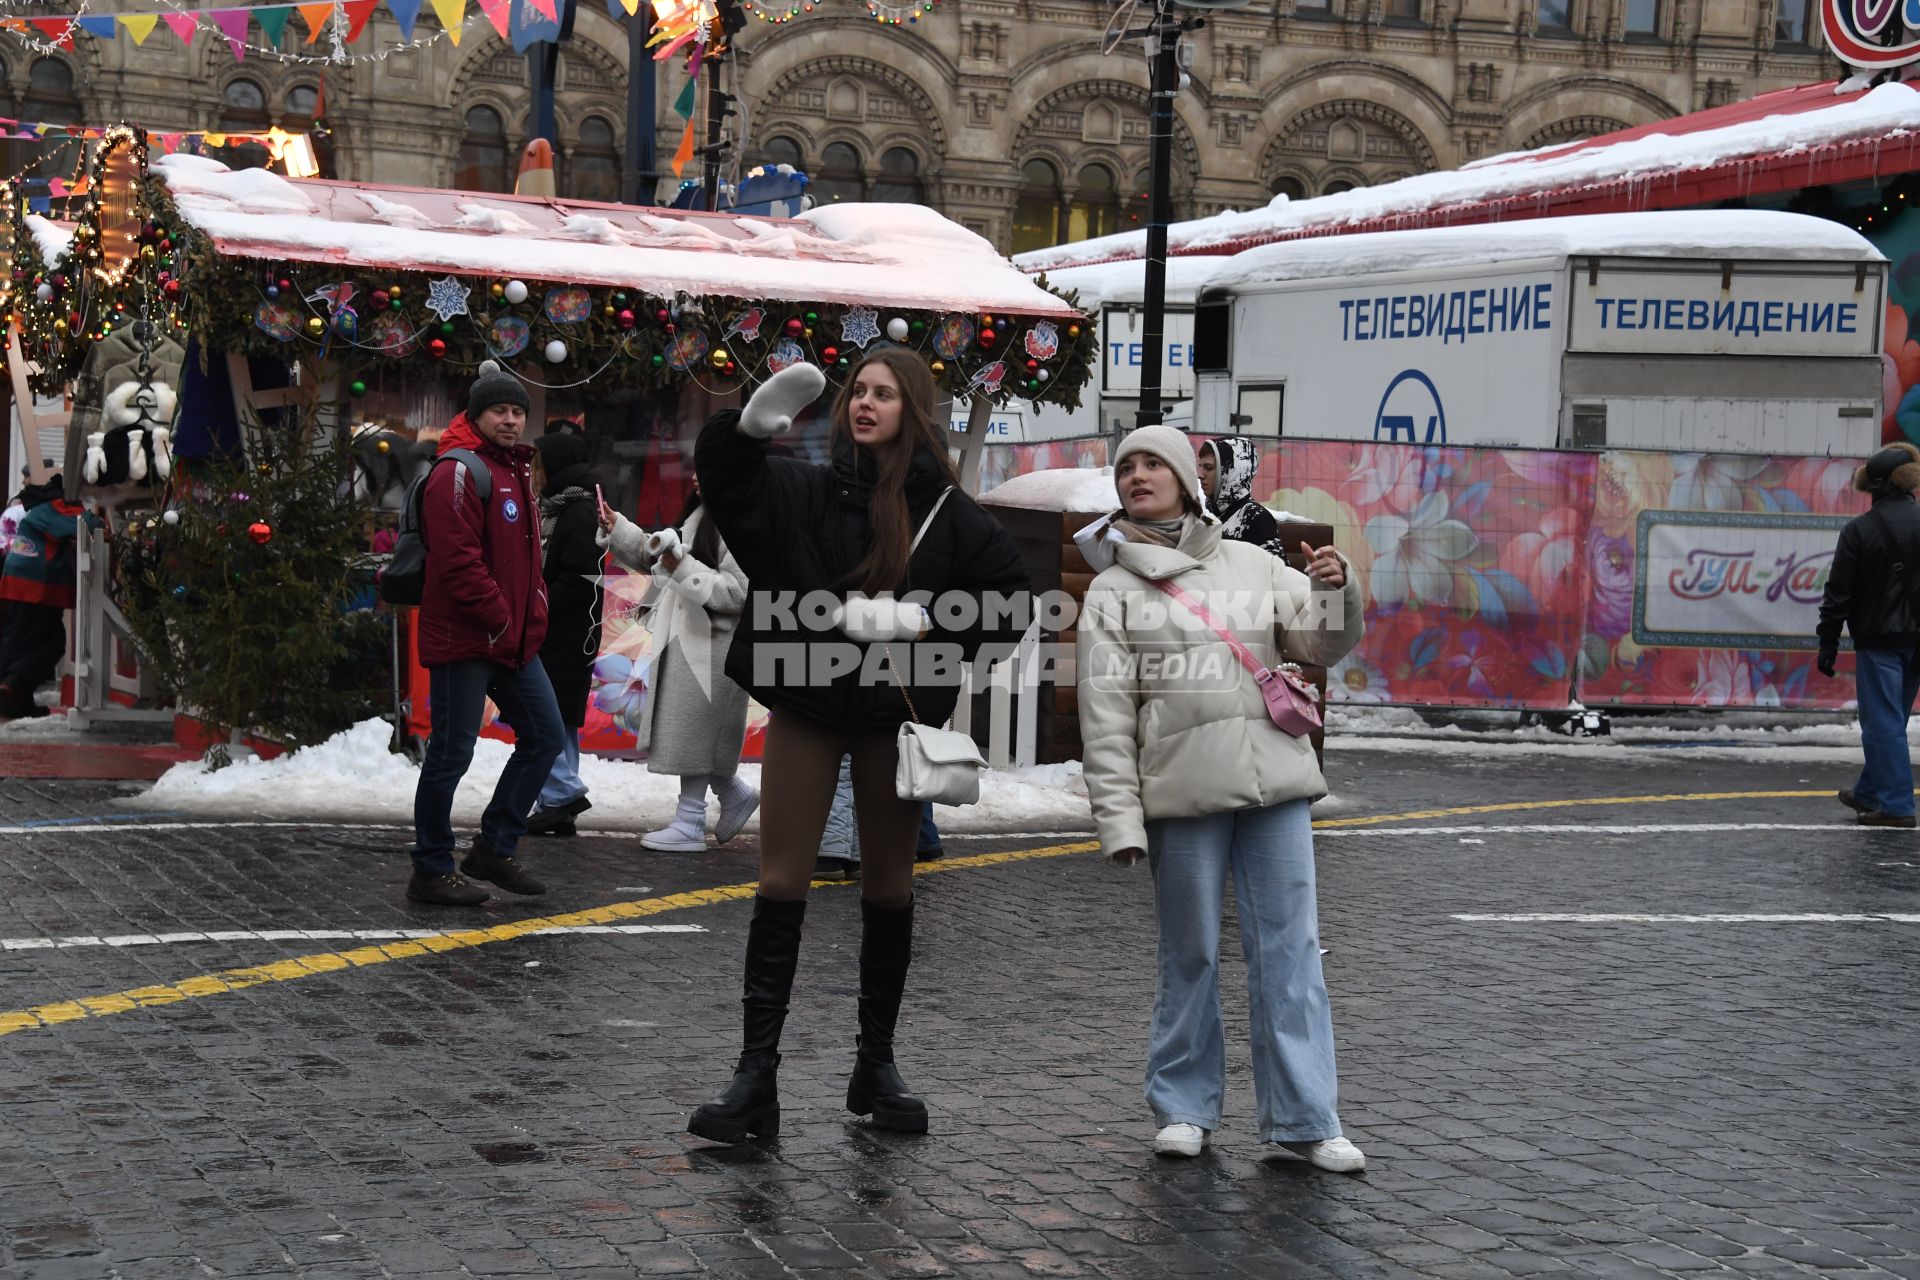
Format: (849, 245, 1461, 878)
(1152, 1123, 1208, 1158)
(641, 797, 708, 852)
(1273, 1135, 1365, 1173)
(712, 777, 759, 846)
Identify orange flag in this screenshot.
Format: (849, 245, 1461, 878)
(669, 118, 696, 179)
(297, 3, 334, 41)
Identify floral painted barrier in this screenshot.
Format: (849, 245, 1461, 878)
(1253, 441, 1864, 711)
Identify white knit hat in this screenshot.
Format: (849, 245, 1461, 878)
(1113, 424, 1218, 522)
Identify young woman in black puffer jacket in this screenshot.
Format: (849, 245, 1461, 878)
(685, 350, 1030, 1144)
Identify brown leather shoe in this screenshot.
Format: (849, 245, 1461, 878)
(406, 870, 492, 906)
(461, 838, 549, 895)
(1838, 789, 1872, 813)
(1856, 810, 1917, 828)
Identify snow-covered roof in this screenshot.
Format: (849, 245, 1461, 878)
(155, 154, 1077, 318)
(1205, 210, 1884, 291)
(977, 465, 1119, 513)
(23, 214, 71, 263)
(1015, 79, 1920, 272)
(1028, 257, 1222, 312)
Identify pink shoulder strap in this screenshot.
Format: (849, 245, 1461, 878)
(1150, 577, 1275, 687)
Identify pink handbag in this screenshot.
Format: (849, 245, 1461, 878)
(1152, 579, 1323, 738)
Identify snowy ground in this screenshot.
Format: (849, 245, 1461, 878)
(105, 705, 1897, 832)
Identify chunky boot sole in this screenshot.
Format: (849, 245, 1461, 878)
(687, 1102, 780, 1143)
(642, 830, 708, 852)
(845, 1083, 929, 1134)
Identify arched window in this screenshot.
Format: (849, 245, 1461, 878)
(812, 141, 864, 204)
(1067, 163, 1121, 242)
(456, 105, 512, 193)
(282, 83, 336, 178)
(286, 84, 319, 120)
(1011, 159, 1064, 254)
(219, 78, 273, 171)
(871, 147, 923, 204)
(760, 134, 804, 171)
(573, 115, 620, 202)
(20, 58, 84, 180)
(1322, 178, 1360, 195)
(1270, 175, 1308, 201)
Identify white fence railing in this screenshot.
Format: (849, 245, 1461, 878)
(951, 618, 1043, 770)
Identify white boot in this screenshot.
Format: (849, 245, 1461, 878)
(642, 790, 709, 852)
(713, 774, 759, 845)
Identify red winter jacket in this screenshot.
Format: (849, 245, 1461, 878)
(415, 415, 548, 669)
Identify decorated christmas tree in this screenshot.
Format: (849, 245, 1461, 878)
(114, 414, 388, 757)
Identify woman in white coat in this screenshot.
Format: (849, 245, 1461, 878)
(1076, 425, 1368, 1171)
(599, 477, 758, 851)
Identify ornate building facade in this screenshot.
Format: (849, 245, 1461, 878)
(4, 0, 1832, 253)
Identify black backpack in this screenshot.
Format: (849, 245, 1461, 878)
(378, 448, 493, 606)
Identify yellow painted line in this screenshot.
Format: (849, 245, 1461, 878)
(1311, 789, 1830, 829)
(0, 794, 1824, 1041)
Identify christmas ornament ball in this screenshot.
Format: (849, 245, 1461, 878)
(248, 522, 274, 546)
(619, 309, 636, 329)
(376, 439, 391, 453)
(306, 316, 325, 337)
(162, 509, 180, 526)
(886, 317, 910, 342)
(544, 339, 569, 363)
(711, 348, 732, 369)
(930, 360, 946, 374)
(505, 280, 529, 305)
(172, 585, 187, 599)
(428, 338, 447, 358)
(372, 290, 389, 309)
(349, 380, 367, 397)
(34, 282, 51, 301)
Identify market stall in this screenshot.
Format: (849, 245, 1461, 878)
(15, 125, 1095, 755)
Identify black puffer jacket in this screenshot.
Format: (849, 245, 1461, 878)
(695, 410, 1031, 731)
(535, 433, 604, 727)
(1817, 492, 1920, 652)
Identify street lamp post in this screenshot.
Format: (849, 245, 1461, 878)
(624, 3, 659, 205)
(1130, 1, 1204, 431)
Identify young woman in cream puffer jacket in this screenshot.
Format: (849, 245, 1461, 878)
(1076, 423, 1367, 1173)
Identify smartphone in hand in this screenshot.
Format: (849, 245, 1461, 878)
(595, 484, 612, 528)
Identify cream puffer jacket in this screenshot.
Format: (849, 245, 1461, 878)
(1076, 519, 1365, 859)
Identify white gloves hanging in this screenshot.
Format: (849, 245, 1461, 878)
(738, 363, 827, 439)
(833, 596, 931, 643)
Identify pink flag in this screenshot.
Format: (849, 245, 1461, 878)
(162, 12, 199, 44)
(212, 8, 250, 58)
(478, 0, 510, 35)
(528, 0, 556, 18)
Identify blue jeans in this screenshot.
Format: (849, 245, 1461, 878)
(1146, 799, 1342, 1143)
(411, 657, 565, 874)
(918, 803, 940, 853)
(1854, 645, 1920, 818)
(539, 730, 586, 809)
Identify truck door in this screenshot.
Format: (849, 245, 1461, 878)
(1237, 385, 1284, 438)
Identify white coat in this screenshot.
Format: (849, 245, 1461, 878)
(604, 507, 752, 776)
(1075, 519, 1365, 859)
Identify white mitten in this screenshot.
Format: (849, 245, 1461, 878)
(126, 429, 149, 482)
(738, 362, 827, 439)
(645, 527, 682, 561)
(833, 596, 930, 643)
(83, 432, 107, 485)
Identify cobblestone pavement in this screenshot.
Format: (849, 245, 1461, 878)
(1, 749, 1918, 1279)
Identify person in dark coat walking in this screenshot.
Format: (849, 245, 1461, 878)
(1817, 441, 1920, 828)
(684, 351, 1030, 1144)
(526, 430, 604, 837)
(0, 475, 93, 720)
(1197, 437, 1290, 560)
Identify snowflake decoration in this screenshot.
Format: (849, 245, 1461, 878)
(839, 305, 881, 350)
(425, 276, 471, 323)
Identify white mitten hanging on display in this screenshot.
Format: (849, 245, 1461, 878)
(126, 429, 149, 482)
(83, 432, 108, 485)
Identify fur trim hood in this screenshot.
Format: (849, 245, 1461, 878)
(1854, 442, 1920, 495)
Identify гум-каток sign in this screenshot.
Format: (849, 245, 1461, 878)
(1821, 0, 1920, 68)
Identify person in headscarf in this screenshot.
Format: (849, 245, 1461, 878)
(1197, 438, 1289, 560)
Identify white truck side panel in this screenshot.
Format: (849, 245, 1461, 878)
(1228, 266, 1565, 449)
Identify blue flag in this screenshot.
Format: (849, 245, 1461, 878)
(510, 0, 561, 50)
(75, 15, 118, 38)
(388, 0, 425, 38)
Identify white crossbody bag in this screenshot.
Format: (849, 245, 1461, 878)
(886, 487, 989, 806)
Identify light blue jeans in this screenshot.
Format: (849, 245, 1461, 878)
(1854, 644, 1920, 818)
(539, 730, 586, 810)
(1146, 799, 1342, 1143)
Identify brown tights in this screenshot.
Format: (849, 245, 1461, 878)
(756, 710, 922, 909)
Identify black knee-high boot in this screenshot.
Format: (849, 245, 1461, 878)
(688, 895, 805, 1142)
(846, 896, 928, 1133)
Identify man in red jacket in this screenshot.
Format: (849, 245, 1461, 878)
(408, 368, 565, 906)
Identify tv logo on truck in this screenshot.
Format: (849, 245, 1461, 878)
(1372, 369, 1447, 444)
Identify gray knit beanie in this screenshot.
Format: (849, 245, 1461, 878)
(1113, 423, 1217, 522)
(468, 365, 530, 420)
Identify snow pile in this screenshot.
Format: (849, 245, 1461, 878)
(453, 202, 542, 236)
(355, 192, 436, 230)
(141, 718, 1096, 835)
(1205, 211, 1881, 291)
(24, 214, 71, 263)
(979, 466, 1118, 513)
(555, 215, 627, 245)
(158, 154, 315, 215)
(1015, 80, 1920, 271)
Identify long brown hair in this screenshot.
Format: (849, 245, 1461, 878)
(831, 347, 963, 595)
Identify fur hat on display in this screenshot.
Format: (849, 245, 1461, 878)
(1854, 442, 1920, 495)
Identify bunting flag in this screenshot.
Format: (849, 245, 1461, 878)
(254, 5, 294, 45)
(430, 0, 467, 42)
(478, 0, 511, 36)
(121, 13, 160, 44)
(343, 0, 380, 41)
(509, 0, 560, 48)
(74, 16, 118, 39)
(387, 0, 423, 39)
(212, 9, 251, 59)
(671, 74, 697, 121)
(297, 4, 335, 40)
(29, 17, 76, 49)
(669, 118, 696, 179)
(620, 0, 641, 12)
(162, 12, 199, 43)
(528, 0, 558, 18)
